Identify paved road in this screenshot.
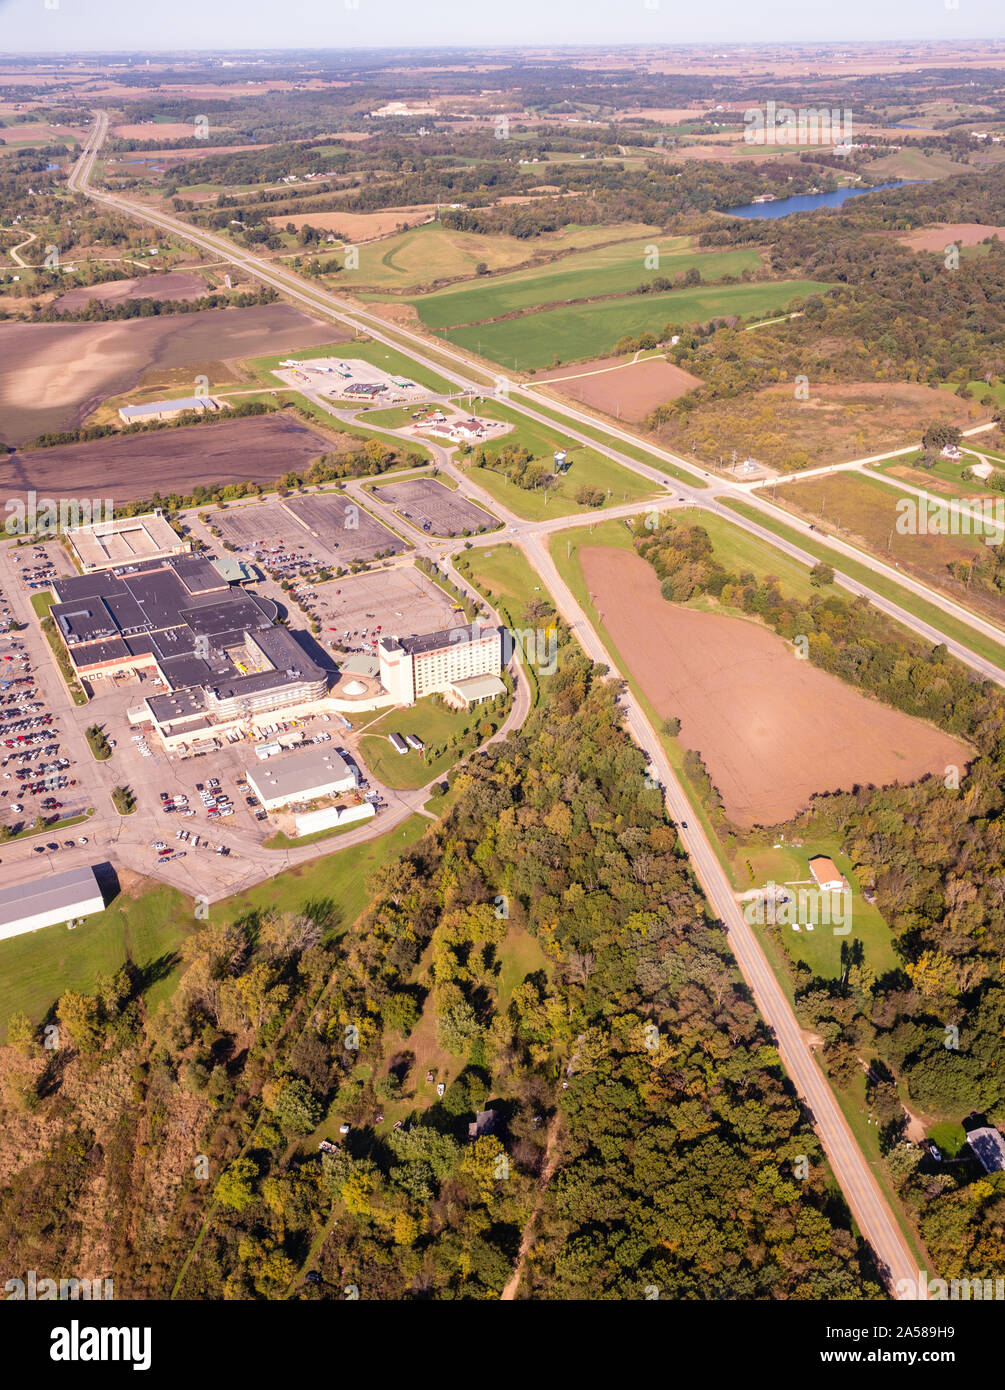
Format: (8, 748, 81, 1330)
(66, 119, 939, 1291)
(70, 116, 1005, 682)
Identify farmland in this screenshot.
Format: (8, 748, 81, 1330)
(405, 239, 764, 330)
(0, 304, 341, 445)
(3, 412, 334, 506)
(578, 545, 970, 828)
(340, 219, 661, 292)
(535, 353, 703, 421)
(441, 279, 834, 370)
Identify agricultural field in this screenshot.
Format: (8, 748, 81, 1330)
(4, 412, 334, 506)
(405, 238, 764, 330)
(442, 279, 833, 370)
(577, 544, 970, 828)
(0, 304, 341, 445)
(534, 352, 702, 422)
(339, 219, 659, 292)
(50, 270, 209, 313)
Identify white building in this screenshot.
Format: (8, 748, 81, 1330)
(0, 865, 104, 942)
(246, 744, 358, 810)
(378, 623, 503, 706)
(294, 802, 375, 837)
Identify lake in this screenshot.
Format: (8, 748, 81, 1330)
(724, 182, 910, 220)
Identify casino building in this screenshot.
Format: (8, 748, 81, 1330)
(47, 555, 327, 749)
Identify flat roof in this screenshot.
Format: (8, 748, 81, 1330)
(68, 512, 182, 569)
(248, 745, 355, 800)
(0, 865, 102, 930)
(383, 623, 498, 657)
(449, 674, 506, 701)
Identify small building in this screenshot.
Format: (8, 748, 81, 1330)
(808, 856, 847, 892)
(246, 744, 358, 810)
(965, 1125, 1005, 1173)
(294, 801, 375, 837)
(0, 865, 104, 942)
(940, 444, 962, 461)
(118, 396, 221, 425)
(445, 673, 506, 708)
(468, 1109, 496, 1140)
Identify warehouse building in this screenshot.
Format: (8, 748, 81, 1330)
(378, 623, 502, 705)
(0, 865, 105, 942)
(247, 744, 358, 811)
(118, 396, 221, 424)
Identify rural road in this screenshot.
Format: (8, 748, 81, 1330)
(64, 116, 950, 1292)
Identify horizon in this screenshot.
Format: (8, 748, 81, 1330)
(0, 0, 1003, 56)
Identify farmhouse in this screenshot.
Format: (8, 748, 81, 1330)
(378, 622, 503, 705)
(0, 865, 104, 942)
(118, 395, 222, 424)
(247, 744, 358, 810)
(807, 856, 847, 891)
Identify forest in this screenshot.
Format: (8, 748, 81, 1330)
(0, 644, 880, 1299)
(636, 515, 1005, 1279)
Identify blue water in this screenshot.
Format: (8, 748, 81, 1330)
(724, 181, 910, 219)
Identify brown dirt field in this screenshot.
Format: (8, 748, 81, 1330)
(897, 222, 1005, 252)
(112, 123, 233, 140)
(4, 413, 334, 507)
(0, 304, 343, 445)
(582, 547, 969, 828)
(51, 272, 207, 312)
(535, 354, 702, 421)
(269, 206, 438, 239)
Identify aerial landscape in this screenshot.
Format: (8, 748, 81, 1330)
(1, 0, 1004, 1355)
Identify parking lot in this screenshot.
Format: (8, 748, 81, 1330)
(375, 477, 499, 538)
(0, 542, 88, 845)
(307, 565, 466, 657)
(276, 356, 430, 407)
(211, 492, 405, 573)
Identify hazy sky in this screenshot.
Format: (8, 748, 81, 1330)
(0, 0, 1001, 53)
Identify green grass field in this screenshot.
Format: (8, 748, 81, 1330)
(0, 882, 192, 1038)
(359, 698, 501, 788)
(409, 241, 764, 330)
(459, 399, 658, 519)
(441, 278, 834, 370)
(343, 219, 660, 292)
(457, 544, 557, 706)
(0, 814, 432, 1037)
(739, 839, 898, 979)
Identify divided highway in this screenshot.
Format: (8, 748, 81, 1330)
(64, 118, 944, 1293)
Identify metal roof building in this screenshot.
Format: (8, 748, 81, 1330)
(246, 745, 358, 810)
(0, 865, 105, 942)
